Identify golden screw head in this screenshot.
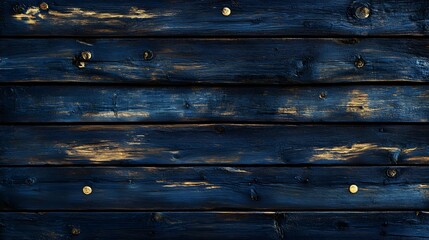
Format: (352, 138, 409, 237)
(81, 51, 92, 60)
(349, 184, 359, 194)
(71, 227, 81, 235)
(355, 6, 370, 19)
(355, 57, 365, 68)
(222, 7, 231, 16)
(39, 2, 49, 10)
(82, 186, 92, 195)
(386, 168, 397, 178)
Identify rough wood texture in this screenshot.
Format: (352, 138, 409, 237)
(1, 0, 429, 36)
(1, 85, 428, 123)
(1, 212, 429, 240)
(1, 38, 429, 84)
(0, 124, 427, 165)
(2, 167, 429, 210)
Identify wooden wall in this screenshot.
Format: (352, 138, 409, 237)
(1, 0, 429, 239)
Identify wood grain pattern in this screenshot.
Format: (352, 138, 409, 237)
(1, 124, 427, 165)
(2, 212, 429, 240)
(1, 38, 429, 84)
(1, 85, 428, 123)
(1, 0, 429, 36)
(2, 166, 429, 210)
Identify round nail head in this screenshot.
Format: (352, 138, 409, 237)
(349, 184, 358, 194)
(71, 227, 81, 235)
(39, 2, 49, 10)
(386, 168, 397, 178)
(81, 51, 92, 60)
(355, 58, 365, 68)
(82, 186, 92, 195)
(355, 6, 370, 19)
(222, 7, 231, 16)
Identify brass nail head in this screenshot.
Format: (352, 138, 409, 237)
(71, 227, 81, 235)
(386, 168, 397, 178)
(82, 186, 92, 195)
(81, 51, 92, 60)
(355, 57, 365, 68)
(222, 7, 231, 16)
(355, 6, 370, 19)
(39, 2, 49, 10)
(349, 184, 358, 194)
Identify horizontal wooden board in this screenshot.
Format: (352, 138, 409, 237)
(2, 166, 429, 210)
(1, 38, 429, 84)
(1, 0, 428, 36)
(1, 124, 428, 165)
(1, 212, 429, 240)
(0, 85, 428, 123)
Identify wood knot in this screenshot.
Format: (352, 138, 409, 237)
(25, 178, 35, 185)
(143, 50, 154, 60)
(39, 2, 49, 11)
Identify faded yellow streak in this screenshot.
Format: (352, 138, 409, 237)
(61, 142, 166, 162)
(346, 90, 376, 117)
(310, 143, 399, 161)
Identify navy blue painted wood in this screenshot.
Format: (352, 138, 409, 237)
(1, 166, 428, 210)
(0, 124, 426, 165)
(1, 212, 428, 240)
(1, 0, 428, 36)
(1, 85, 428, 123)
(1, 38, 429, 84)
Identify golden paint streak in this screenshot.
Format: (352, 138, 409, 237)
(310, 143, 399, 162)
(48, 7, 175, 19)
(277, 107, 298, 115)
(407, 156, 429, 161)
(173, 64, 204, 71)
(346, 90, 377, 117)
(61, 143, 166, 162)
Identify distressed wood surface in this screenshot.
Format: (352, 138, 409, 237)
(2, 212, 429, 240)
(1, 85, 428, 123)
(2, 166, 429, 210)
(1, 0, 429, 36)
(2, 38, 429, 84)
(0, 124, 427, 166)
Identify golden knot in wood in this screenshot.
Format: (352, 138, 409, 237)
(349, 184, 358, 194)
(39, 2, 49, 10)
(82, 186, 92, 195)
(222, 7, 231, 16)
(143, 50, 154, 60)
(355, 6, 370, 19)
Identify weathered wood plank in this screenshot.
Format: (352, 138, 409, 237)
(1, 38, 429, 84)
(1, 85, 428, 122)
(2, 167, 429, 210)
(1, 211, 429, 240)
(1, 0, 428, 36)
(1, 124, 427, 165)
